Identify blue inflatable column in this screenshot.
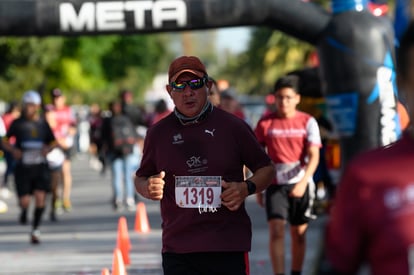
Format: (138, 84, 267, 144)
(317, 0, 401, 167)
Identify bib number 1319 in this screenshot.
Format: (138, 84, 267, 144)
(175, 176, 221, 208)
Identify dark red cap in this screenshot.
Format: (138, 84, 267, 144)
(168, 56, 207, 82)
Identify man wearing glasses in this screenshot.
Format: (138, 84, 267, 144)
(254, 75, 321, 275)
(135, 56, 275, 275)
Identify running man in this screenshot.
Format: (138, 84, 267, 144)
(2, 91, 56, 244)
(135, 56, 275, 274)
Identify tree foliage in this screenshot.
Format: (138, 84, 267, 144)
(217, 27, 314, 96)
(0, 34, 169, 106)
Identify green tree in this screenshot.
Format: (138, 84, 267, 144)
(0, 37, 63, 102)
(218, 26, 315, 96)
(0, 34, 170, 106)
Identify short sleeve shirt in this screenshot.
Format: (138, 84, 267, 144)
(136, 107, 271, 253)
(326, 133, 414, 275)
(254, 111, 321, 184)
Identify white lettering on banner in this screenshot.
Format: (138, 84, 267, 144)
(60, 1, 187, 32)
(60, 3, 95, 31)
(377, 66, 398, 146)
(97, 2, 125, 31)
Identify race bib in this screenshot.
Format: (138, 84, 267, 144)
(22, 149, 44, 165)
(275, 161, 304, 184)
(175, 176, 222, 208)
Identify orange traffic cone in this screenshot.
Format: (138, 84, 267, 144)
(134, 202, 150, 233)
(101, 267, 110, 275)
(116, 216, 131, 265)
(112, 248, 128, 275)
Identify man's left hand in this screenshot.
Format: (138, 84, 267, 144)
(289, 180, 308, 198)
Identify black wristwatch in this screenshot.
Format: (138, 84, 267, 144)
(245, 179, 257, 195)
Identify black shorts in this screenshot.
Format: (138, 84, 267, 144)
(265, 183, 316, 225)
(162, 251, 249, 275)
(63, 147, 74, 160)
(14, 163, 51, 197)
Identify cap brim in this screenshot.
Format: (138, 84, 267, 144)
(24, 101, 41, 105)
(170, 69, 205, 82)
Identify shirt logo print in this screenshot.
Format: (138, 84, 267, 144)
(186, 156, 202, 168)
(204, 129, 215, 137)
(172, 133, 184, 144)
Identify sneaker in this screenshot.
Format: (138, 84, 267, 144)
(63, 199, 72, 212)
(0, 187, 11, 199)
(31, 230, 41, 244)
(114, 200, 124, 212)
(54, 199, 62, 209)
(0, 200, 8, 213)
(126, 198, 136, 212)
(54, 199, 64, 215)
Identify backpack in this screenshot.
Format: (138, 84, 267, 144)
(110, 115, 137, 156)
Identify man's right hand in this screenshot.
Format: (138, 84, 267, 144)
(147, 171, 165, 200)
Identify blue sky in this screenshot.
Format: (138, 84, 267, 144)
(216, 27, 251, 53)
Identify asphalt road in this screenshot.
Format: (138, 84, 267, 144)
(0, 153, 328, 275)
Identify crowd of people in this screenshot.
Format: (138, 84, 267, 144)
(1, 21, 414, 275)
(0, 87, 174, 243)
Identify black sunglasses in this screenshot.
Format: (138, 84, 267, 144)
(170, 77, 207, 91)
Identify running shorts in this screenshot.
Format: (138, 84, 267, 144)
(265, 183, 316, 225)
(14, 163, 51, 197)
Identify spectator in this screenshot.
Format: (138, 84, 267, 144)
(101, 100, 139, 212)
(119, 89, 147, 128)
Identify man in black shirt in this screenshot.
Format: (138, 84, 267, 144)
(2, 91, 56, 244)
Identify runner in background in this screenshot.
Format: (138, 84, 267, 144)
(1, 101, 20, 197)
(0, 115, 7, 212)
(150, 99, 172, 126)
(45, 88, 77, 213)
(2, 91, 56, 244)
(254, 75, 321, 275)
(219, 88, 246, 121)
(208, 76, 221, 107)
(87, 103, 104, 172)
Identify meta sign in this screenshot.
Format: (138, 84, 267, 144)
(59, 1, 188, 32)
